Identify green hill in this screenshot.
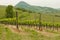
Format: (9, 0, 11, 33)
(0, 5, 60, 25)
(0, 1, 60, 40)
(0, 2, 60, 26)
(15, 1, 60, 14)
(0, 5, 6, 18)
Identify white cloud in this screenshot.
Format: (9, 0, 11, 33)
(0, 0, 60, 8)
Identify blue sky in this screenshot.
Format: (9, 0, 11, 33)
(0, 0, 60, 8)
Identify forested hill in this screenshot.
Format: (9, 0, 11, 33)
(15, 1, 60, 14)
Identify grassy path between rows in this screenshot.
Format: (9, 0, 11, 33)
(0, 24, 60, 40)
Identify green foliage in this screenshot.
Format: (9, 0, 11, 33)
(0, 18, 16, 25)
(6, 5, 14, 18)
(0, 5, 60, 26)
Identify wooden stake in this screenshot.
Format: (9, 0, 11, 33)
(16, 11, 18, 29)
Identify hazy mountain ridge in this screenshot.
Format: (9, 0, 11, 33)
(15, 1, 60, 14)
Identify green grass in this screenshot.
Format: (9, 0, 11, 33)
(18, 26, 60, 40)
(0, 24, 60, 40)
(0, 6, 6, 18)
(0, 25, 21, 40)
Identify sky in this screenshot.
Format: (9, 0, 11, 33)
(0, 0, 60, 8)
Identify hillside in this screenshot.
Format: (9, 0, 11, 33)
(1, 1, 60, 40)
(0, 5, 6, 18)
(15, 1, 60, 14)
(0, 1, 60, 25)
(0, 5, 60, 25)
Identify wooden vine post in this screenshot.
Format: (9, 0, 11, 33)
(16, 11, 19, 29)
(39, 13, 42, 31)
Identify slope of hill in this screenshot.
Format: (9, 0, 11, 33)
(0, 5, 6, 18)
(0, 5, 60, 25)
(15, 1, 60, 14)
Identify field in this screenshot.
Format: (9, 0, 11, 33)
(0, 24, 60, 40)
(0, 6, 60, 26)
(0, 5, 60, 40)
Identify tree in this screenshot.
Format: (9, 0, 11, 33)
(6, 5, 14, 18)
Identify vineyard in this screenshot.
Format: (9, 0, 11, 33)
(0, 5, 60, 40)
(0, 9, 60, 31)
